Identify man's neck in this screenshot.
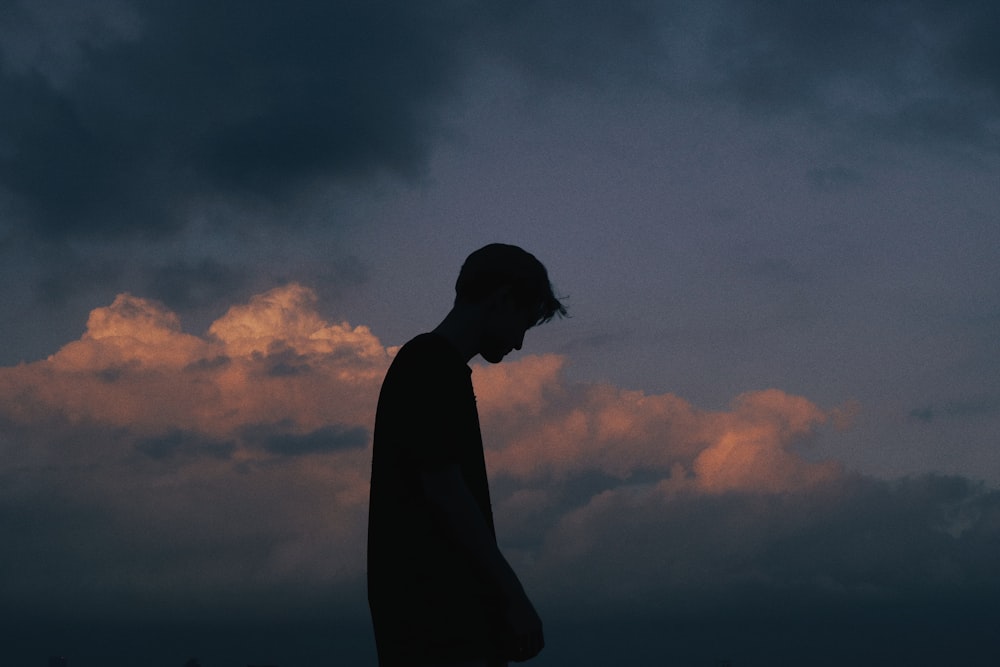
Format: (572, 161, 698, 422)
(432, 304, 485, 364)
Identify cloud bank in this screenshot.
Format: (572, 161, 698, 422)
(2, 286, 997, 647)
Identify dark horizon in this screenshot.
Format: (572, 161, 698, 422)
(11, 592, 999, 667)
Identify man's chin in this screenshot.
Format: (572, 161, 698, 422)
(480, 350, 508, 364)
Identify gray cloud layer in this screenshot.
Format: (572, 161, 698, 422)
(3, 1, 997, 241)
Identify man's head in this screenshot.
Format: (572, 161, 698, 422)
(455, 243, 567, 363)
(455, 244, 566, 323)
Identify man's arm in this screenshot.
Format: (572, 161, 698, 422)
(420, 465, 544, 661)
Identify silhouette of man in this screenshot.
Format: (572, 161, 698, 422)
(368, 244, 566, 667)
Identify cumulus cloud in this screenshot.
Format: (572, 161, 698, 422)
(474, 360, 841, 493)
(473, 347, 1000, 621)
(1, 284, 998, 636)
(22, 283, 389, 436)
(0, 284, 387, 620)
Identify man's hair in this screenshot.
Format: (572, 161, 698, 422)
(455, 243, 567, 325)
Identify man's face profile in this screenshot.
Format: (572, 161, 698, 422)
(479, 294, 537, 364)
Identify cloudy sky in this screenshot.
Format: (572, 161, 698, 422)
(2, 1, 999, 665)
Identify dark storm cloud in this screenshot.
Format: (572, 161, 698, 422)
(0, 0, 672, 244)
(694, 0, 1000, 146)
(0, 0, 473, 239)
(5, 0, 996, 246)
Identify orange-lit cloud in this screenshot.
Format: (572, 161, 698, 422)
(474, 362, 842, 494)
(3, 285, 844, 495)
(1, 285, 995, 624)
(0, 284, 388, 612)
(11, 284, 390, 438)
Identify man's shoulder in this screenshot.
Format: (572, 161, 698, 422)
(393, 332, 462, 368)
(399, 331, 448, 354)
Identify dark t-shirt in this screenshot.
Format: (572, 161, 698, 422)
(367, 333, 502, 666)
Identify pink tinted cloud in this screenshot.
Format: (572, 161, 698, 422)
(0, 285, 889, 621)
(474, 361, 843, 493)
(10, 284, 390, 438)
(2, 285, 844, 505)
(0, 285, 388, 611)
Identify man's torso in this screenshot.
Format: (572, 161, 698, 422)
(367, 333, 501, 665)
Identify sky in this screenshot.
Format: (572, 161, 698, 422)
(1, 1, 999, 665)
